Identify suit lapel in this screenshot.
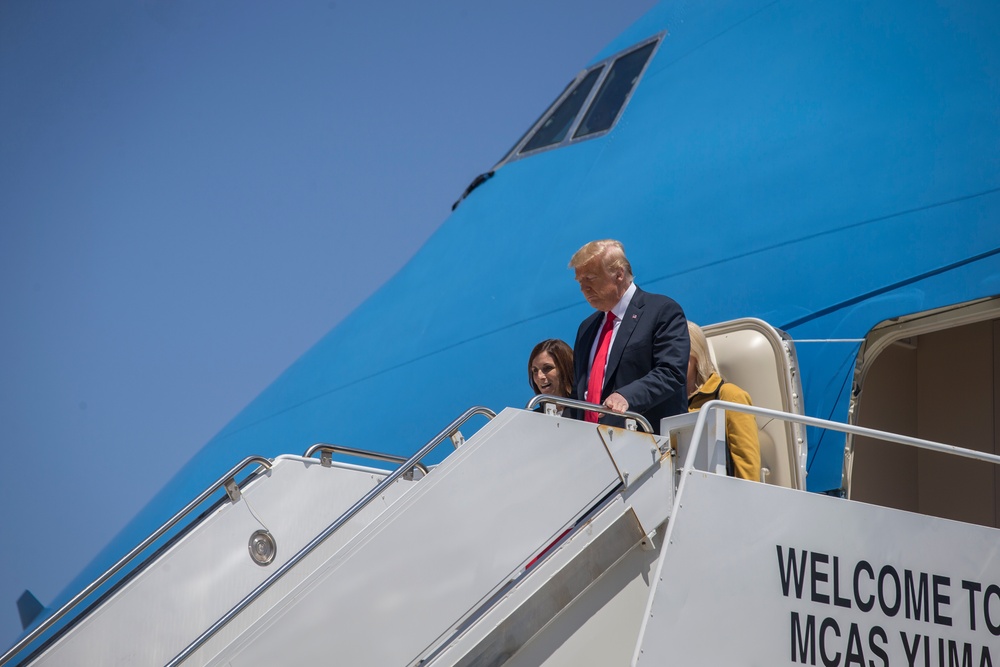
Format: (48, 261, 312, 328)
(604, 289, 644, 390)
(580, 312, 603, 351)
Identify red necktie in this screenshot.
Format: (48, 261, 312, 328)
(585, 312, 616, 423)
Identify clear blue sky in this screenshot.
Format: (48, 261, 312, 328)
(0, 0, 657, 649)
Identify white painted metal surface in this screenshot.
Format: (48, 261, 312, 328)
(430, 497, 663, 667)
(201, 409, 661, 666)
(425, 436, 675, 666)
(634, 471, 1000, 665)
(28, 457, 410, 667)
(506, 531, 661, 667)
(667, 410, 730, 479)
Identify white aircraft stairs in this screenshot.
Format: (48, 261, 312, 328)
(5, 398, 1000, 665)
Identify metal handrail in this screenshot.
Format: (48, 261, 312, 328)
(524, 395, 654, 434)
(167, 406, 497, 666)
(681, 400, 1000, 473)
(303, 442, 430, 476)
(635, 399, 1000, 661)
(0, 456, 273, 667)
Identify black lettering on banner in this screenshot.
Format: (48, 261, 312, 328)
(905, 570, 929, 622)
(879, 565, 901, 617)
(790, 612, 816, 665)
(813, 552, 831, 604)
(855, 560, 875, 613)
(779, 546, 997, 666)
(778, 545, 809, 599)
(845, 623, 865, 667)
(963, 580, 982, 632)
(900, 631, 920, 667)
(820, 617, 840, 667)
(833, 556, 852, 609)
(986, 584, 1000, 636)
(949, 640, 972, 667)
(868, 626, 889, 667)
(894, 633, 997, 667)
(932, 575, 952, 627)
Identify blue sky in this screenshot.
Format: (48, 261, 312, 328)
(0, 0, 657, 649)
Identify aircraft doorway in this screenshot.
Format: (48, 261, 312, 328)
(846, 298, 1000, 528)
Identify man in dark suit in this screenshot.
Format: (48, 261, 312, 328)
(570, 239, 689, 433)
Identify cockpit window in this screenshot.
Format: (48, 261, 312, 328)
(520, 67, 604, 154)
(574, 41, 657, 139)
(498, 34, 662, 167)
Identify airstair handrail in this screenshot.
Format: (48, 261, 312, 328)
(682, 400, 1000, 472)
(0, 455, 273, 667)
(167, 405, 497, 667)
(633, 400, 1000, 663)
(524, 395, 654, 433)
(303, 442, 430, 475)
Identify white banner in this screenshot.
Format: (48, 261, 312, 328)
(638, 472, 1000, 666)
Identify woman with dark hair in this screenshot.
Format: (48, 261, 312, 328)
(528, 339, 574, 399)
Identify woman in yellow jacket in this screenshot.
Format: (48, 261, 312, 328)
(686, 322, 761, 481)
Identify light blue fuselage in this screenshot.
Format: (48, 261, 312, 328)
(32, 0, 1000, 650)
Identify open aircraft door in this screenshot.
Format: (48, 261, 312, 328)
(701, 318, 807, 490)
(846, 297, 1000, 528)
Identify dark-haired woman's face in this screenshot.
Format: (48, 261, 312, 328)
(530, 351, 565, 396)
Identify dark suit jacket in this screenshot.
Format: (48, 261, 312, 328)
(573, 287, 689, 434)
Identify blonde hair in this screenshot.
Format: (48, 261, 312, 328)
(568, 239, 633, 279)
(687, 321, 718, 387)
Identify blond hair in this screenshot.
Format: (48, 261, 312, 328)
(568, 239, 633, 279)
(687, 321, 718, 387)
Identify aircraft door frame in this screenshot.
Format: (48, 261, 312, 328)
(702, 318, 807, 489)
(844, 296, 1000, 521)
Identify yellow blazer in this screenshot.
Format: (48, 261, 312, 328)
(688, 372, 761, 481)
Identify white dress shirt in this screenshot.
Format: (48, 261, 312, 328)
(588, 281, 637, 372)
